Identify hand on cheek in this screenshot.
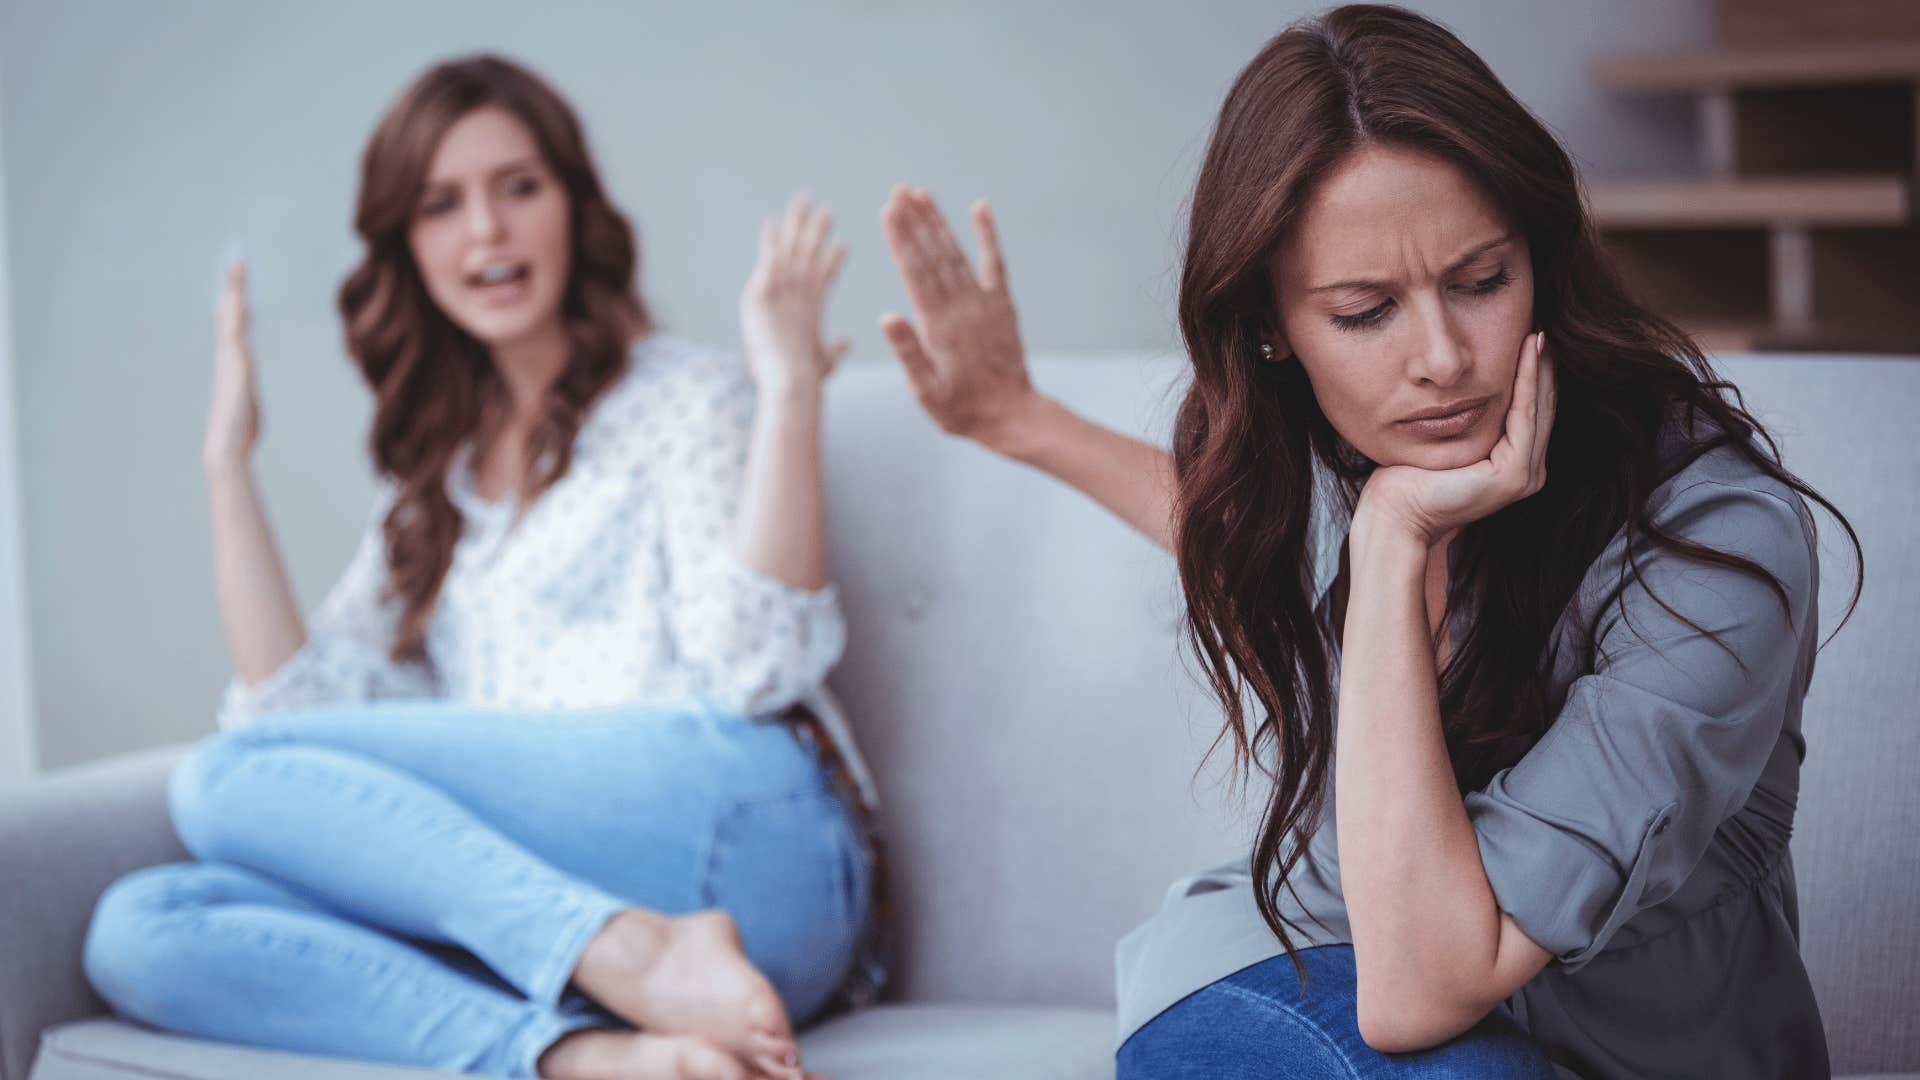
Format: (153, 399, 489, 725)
(1355, 330, 1556, 548)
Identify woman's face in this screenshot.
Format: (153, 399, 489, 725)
(407, 106, 572, 351)
(1269, 143, 1534, 472)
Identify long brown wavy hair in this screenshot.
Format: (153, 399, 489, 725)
(338, 55, 651, 660)
(1171, 5, 1864, 968)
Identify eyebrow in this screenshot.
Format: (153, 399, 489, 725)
(420, 157, 543, 191)
(1305, 233, 1514, 294)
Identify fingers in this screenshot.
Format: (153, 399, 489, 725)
(216, 258, 249, 341)
(797, 204, 833, 265)
(759, 195, 846, 290)
(1530, 332, 1556, 477)
(1500, 330, 1551, 495)
(779, 191, 810, 260)
(908, 189, 973, 295)
(971, 199, 1007, 293)
(879, 312, 937, 390)
(747, 1031, 801, 1080)
(881, 184, 951, 309)
(817, 239, 848, 285)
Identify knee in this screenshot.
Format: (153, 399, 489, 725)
(167, 729, 279, 858)
(83, 863, 212, 1023)
(1118, 983, 1350, 1079)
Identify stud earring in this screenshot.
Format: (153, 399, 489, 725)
(1260, 343, 1276, 360)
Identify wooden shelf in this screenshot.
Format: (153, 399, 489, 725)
(1680, 319, 1920, 355)
(1593, 42, 1920, 93)
(1588, 2, 1920, 353)
(1588, 175, 1908, 228)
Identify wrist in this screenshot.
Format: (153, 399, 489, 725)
(753, 374, 824, 413)
(977, 390, 1059, 463)
(1348, 502, 1434, 572)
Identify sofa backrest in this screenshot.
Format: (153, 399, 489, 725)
(820, 352, 1919, 1073)
(1709, 354, 1920, 1076)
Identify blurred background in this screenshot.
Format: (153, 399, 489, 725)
(0, 0, 1912, 778)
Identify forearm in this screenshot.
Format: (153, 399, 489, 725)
(206, 465, 306, 685)
(989, 393, 1175, 552)
(1335, 513, 1507, 1048)
(735, 381, 829, 590)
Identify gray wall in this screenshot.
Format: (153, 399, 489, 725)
(0, 50, 36, 783)
(0, 0, 1714, 769)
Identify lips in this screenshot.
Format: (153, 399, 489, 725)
(462, 260, 533, 309)
(1397, 397, 1491, 438)
(464, 261, 530, 289)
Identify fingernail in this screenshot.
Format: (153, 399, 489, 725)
(784, 1049, 799, 1066)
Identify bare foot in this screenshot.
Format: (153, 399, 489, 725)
(573, 909, 801, 1076)
(537, 1027, 749, 1080)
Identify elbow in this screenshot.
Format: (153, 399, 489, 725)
(1354, 982, 1491, 1055)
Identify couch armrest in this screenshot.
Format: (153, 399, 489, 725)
(0, 745, 190, 1080)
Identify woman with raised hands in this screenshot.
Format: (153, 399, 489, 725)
(83, 54, 880, 1080)
(874, 6, 1858, 1077)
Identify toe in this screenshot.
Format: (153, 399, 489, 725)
(745, 987, 793, 1039)
(680, 1040, 748, 1080)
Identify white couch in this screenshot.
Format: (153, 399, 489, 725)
(5, 353, 1917, 1079)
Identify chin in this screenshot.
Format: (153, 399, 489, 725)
(451, 301, 559, 348)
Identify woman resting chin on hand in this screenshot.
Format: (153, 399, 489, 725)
(875, 7, 1858, 1078)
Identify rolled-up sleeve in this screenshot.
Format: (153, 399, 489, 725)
(215, 490, 438, 729)
(1465, 478, 1818, 970)
(654, 356, 846, 717)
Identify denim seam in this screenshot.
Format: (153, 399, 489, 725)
(505, 1003, 613, 1079)
(149, 891, 522, 1028)
(523, 894, 626, 1008)
(211, 750, 616, 1003)
(1216, 980, 1364, 1078)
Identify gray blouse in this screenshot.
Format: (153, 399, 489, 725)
(1115, 418, 1829, 1079)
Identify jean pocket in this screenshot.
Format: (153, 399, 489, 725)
(702, 789, 866, 1019)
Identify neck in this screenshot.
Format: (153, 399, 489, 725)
(488, 317, 571, 422)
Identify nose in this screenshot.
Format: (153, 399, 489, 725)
(1404, 293, 1471, 388)
(463, 193, 506, 243)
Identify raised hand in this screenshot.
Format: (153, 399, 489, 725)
(876, 185, 1037, 453)
(740, 194, 850, 395)
(1357, 330, 1557, 547)
(204, 259, 261, 474)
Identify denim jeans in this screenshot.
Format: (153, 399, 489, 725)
(1118, 947, 1562, 1079)
(83, 700, 875, 1078)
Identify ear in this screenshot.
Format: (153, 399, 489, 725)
(1263, 329, 1294, 363)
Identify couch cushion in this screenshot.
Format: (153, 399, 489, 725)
(33, 1019, 445, 1079)
(34, 1006, 1115, 1080)
(800, 1004, 1112, 1078)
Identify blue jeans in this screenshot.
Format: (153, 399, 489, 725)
(1118, 947, 1561, 1078)
(83, 701, 875, 1078)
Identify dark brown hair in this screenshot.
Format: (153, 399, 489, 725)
(1172, 4, 1862, 967)
(337, 54, 650, 660)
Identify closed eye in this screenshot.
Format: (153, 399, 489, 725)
(1331, 300, 1392, 332)
(1465, 267, 1513, 296)
(1327, 266, 1514, 333)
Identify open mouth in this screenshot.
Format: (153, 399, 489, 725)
(464, 261, 532, 298)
